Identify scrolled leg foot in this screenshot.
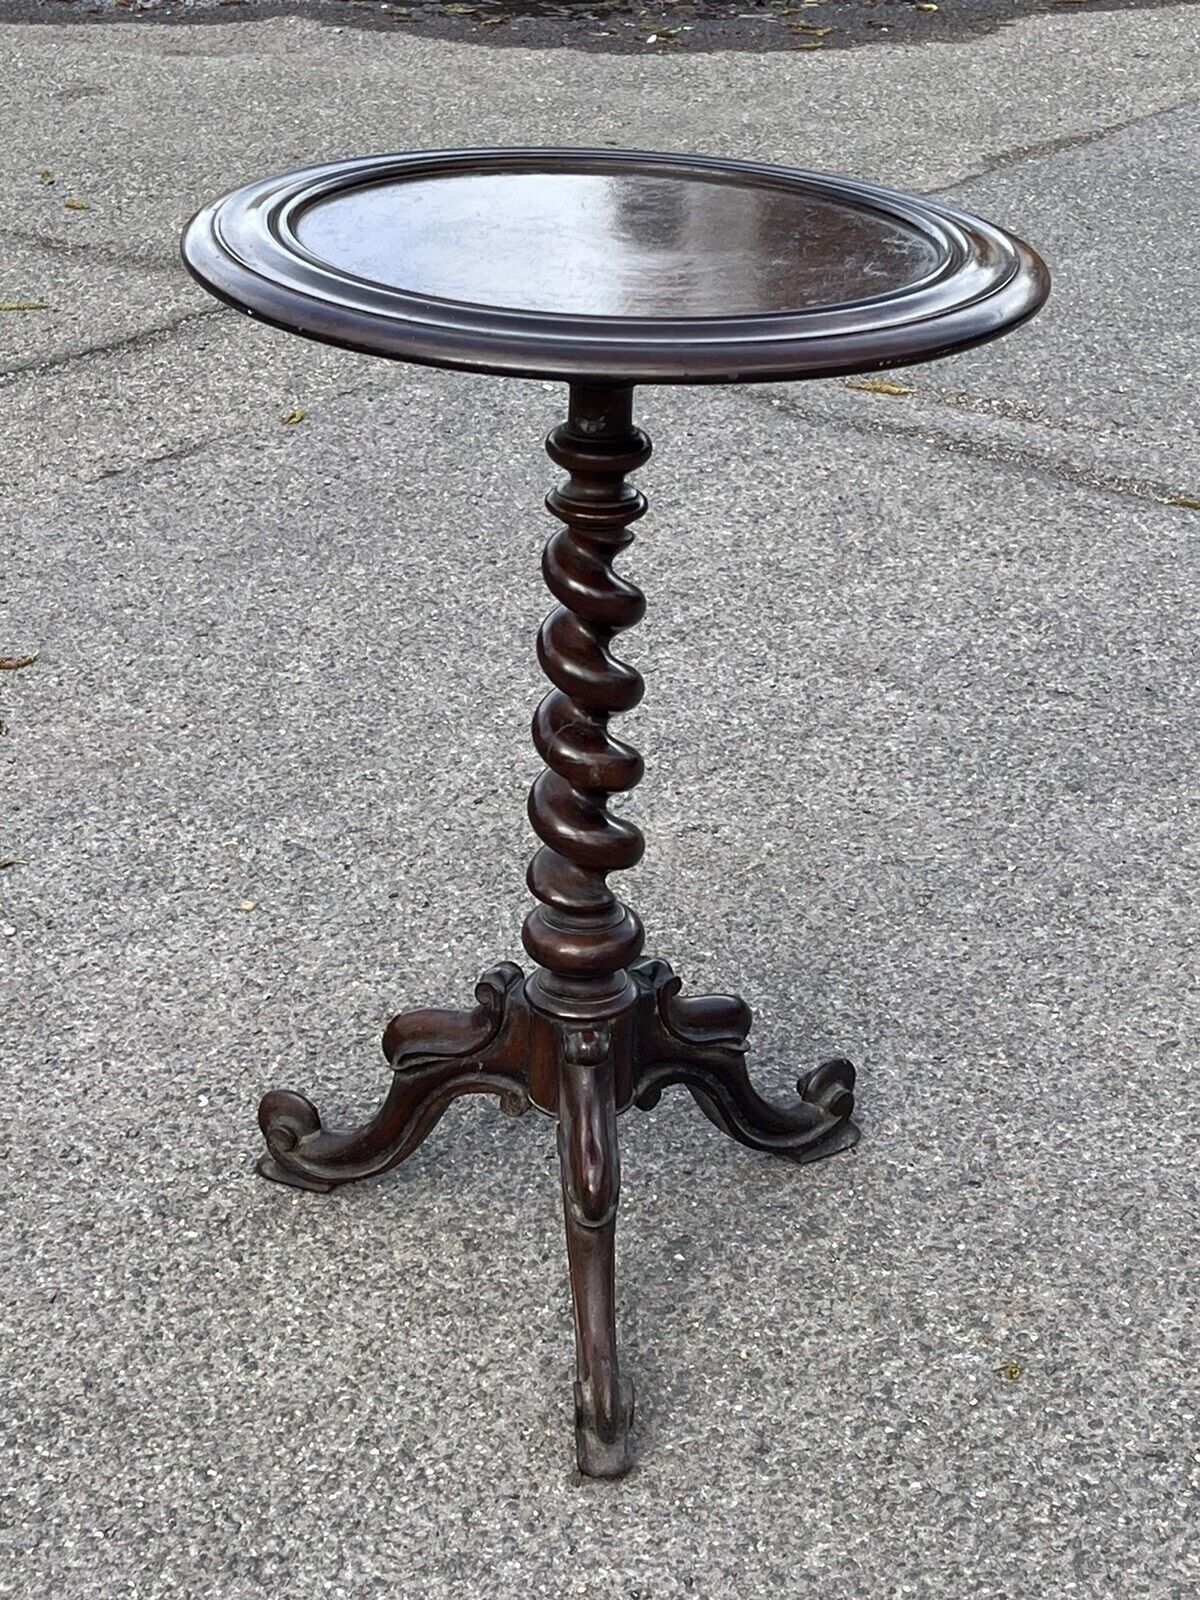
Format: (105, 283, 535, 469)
(258, 1090, 336, 1192)
(798, 1056, 857, 1123)
(256, 963, 531, 1192)
(574, 1371, 636, 1480)
(630, 957, 860, 1165)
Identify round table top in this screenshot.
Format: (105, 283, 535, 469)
(181, 148, 1049, 386)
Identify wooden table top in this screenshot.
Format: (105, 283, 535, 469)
(181, 148, 1049, 386)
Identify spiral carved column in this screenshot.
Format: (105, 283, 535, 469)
(523, 384, 651, 1023)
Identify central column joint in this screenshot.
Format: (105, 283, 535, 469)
(522, 384, 651, 1027)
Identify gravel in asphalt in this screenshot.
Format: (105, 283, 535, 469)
(1, 7, 1198, 1597)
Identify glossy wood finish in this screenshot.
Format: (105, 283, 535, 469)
(181, 147, 1049, 385)
(557, 1023, 632, 1477)
(254, 386, 861, 1477)
(293, 167, 942, 316)
(522, 385, 649, 1029)
(257, 963, 531, 1193)
(185, 148, 1049, 1478)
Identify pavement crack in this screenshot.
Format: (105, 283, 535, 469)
(933, 94, 1200, 194)
(87, 431, 231, 484)
(742, 385, 1185, 511)
(0, 224, 177, 277)
(885, 382, 1072, 432)
(0, 305, 221, 385)
(77, 375, 392, 489)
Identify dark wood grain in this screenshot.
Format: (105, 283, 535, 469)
(522, 384, 649, 1025)
(251, 384, 860, 1474)
(181, 147, 1049, 385)
(184, 148, 1048, 1476)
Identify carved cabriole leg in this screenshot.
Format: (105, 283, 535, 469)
(629, 958, 860, 1164)
(257, 963, 530, 1192)
(557, 1024, 633, 1478)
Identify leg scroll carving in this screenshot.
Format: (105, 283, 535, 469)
(257, 963, 531, 1193)
(558, 1024, 635, 1478)
(629, 957, 860, 1164)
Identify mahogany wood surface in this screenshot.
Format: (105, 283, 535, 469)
(182, 147, 1049, 385)
(182, 151, 1049, 1477)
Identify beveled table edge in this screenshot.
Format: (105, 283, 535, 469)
(180, 146, 1051, 385)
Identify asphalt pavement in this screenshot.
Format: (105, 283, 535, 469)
(1, 5, 1198, 1597)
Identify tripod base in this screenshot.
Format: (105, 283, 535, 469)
(258, 956, 858, 1477)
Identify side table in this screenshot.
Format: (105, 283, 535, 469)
(182, 148, 1048, 1477)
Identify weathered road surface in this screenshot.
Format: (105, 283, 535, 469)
(2, 5, 1198, 1598)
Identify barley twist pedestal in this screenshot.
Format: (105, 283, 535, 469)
(183, 148, 1048, 1477)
